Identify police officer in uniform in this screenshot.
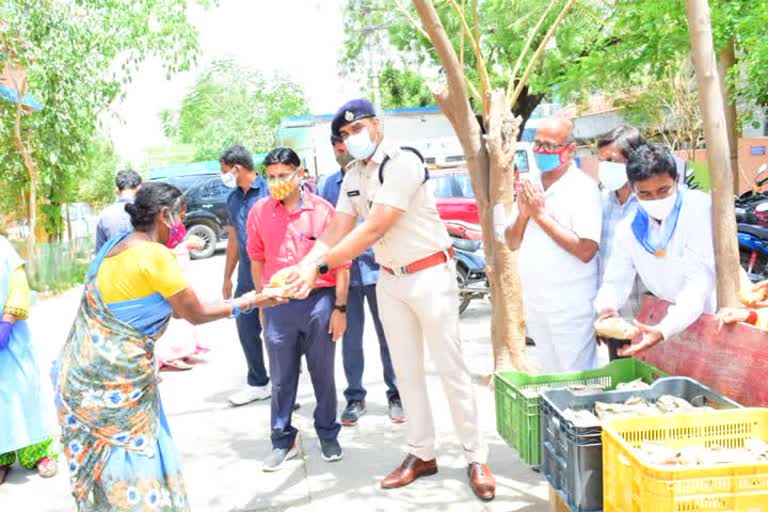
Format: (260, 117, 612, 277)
(318, 134, 403, 425)
(286, 99, 495, 501)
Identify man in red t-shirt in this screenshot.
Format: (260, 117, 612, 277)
(246, 147, 350, 472)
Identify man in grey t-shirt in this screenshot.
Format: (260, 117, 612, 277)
(95, 169, 142, 252)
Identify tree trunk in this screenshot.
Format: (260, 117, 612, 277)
(413, 0, 528, 371)
(485, 90, 529, 371)
(11, 77, 38, 251)
(718, 38, 740, 194)
(686, 0, 740, 307)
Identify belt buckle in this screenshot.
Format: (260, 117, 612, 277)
(392, 265, 408, 276)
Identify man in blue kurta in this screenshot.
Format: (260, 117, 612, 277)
(318, 134, 403, 425)
(220, 146, 272, 406)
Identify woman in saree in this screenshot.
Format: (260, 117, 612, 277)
(55, 182, 284, 511)
(0, 235, 58, 484)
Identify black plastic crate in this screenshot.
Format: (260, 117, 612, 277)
(539, 377, 742, 512)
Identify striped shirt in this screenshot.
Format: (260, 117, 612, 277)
(599, 189, 643, 318)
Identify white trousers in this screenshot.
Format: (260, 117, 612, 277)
(524, 298, 598, 373)
(376, 261, 487, 464)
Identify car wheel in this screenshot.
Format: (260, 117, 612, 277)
(456, 264, 472, 316)
(187, 223, 217, 259)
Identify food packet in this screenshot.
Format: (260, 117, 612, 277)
(594, 317, 636, 340)
(266, 268, 295, 298)
(567, 383, 605, 393)
(562, 408, 602, 427)
(616, 379, 651, 391)
(738, 288, 767, 307)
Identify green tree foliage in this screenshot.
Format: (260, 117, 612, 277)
(161, 59, 310, 161)
(343, 0, 768, 132)
(0, 0, 202, 237)
(77, 139, 122, 208)
(341, 0, 606, 126)
(561, 0, 768, 123)
(379, 64, 435, 109)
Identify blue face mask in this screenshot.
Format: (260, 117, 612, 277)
(533, 151, 562, 173)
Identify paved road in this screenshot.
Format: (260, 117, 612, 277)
(1, 252, 565, 511)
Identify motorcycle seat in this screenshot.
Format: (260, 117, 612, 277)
(738, 223, 768, 240)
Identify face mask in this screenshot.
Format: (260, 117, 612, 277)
(346, 128, 377, 160)
(268, 169, 299, 201)
(165, 213, 187, 249)
(598, 161, 628, 192)
(221, 169, 237, 188)
(638, 190, 679, 220)
(533, 145, 571, 173)
(335, 151, 354, 168)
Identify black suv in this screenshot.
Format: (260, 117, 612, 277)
(151, 174, 230, 259)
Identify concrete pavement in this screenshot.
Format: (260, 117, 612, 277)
(1, 253, 555, 511)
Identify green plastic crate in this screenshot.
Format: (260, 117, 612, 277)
(494, 358, 667, 466)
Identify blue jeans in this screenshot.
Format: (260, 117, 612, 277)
(235, 285, 269, 387)
(264, 288, 340, 449)
(342, 284, 399, 403)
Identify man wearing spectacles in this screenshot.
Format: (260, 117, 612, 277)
(500, 117, 603, 372)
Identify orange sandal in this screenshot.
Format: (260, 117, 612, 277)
(36, 457, 57, 478)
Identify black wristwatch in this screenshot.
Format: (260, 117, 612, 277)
(334, 304, 347, 313)
(317, 260, 330, 275)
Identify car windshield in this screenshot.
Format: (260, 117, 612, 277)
(432, 173, 475, 199)
(153, 174, 219, 192)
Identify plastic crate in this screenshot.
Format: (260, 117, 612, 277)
(540, 377, 742, 512)
(603, 408, 768, 512)
(494, 358, 667, 466)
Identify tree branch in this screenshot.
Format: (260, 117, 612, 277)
(510, 0, 577, 108)
(445, 0, 491, 100)
(507, 0, 558, 102)
(395, 1, 430, 40)
(459, 0, 466, 69)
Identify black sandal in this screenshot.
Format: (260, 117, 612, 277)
(0, 464, 11, 485)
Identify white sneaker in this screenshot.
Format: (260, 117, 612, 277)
(228, 383, 272, 406)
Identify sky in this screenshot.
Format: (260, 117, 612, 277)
(104, 0, 364, 165)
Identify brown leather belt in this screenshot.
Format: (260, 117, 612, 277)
(382, 247, 455, 276)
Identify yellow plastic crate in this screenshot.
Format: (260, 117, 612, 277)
(602, 408, 768, 511)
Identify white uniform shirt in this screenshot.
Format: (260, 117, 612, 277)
(516, 166, 603, 311)
(335, 140, 451, 269)
(594, 189, 716, 340)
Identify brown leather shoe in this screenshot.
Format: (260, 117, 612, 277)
(381, 454, 438, 489)
(468, 463, 495, 501)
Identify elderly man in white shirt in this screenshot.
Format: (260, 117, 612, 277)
(595, 144, 716, 357)
(501, 117, 603, 372)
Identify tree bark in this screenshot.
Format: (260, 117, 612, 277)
(718, 38, 740, 194)
(11, 73, 38, 250)
(485, 90, 529, 371)
(413, 0, 528, 371)
(686, 0, 740, 307)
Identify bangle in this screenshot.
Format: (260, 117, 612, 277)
(242, 297, 255, 315)
(747, 309, 758, 325)
(225, 300, 241, 319)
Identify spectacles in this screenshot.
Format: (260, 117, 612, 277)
(267, 168, 299, 184)
(533, 140, 569, 153)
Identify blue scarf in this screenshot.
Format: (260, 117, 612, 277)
(631, 191, 683, 257)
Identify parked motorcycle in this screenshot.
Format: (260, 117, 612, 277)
(444, 220, 490, 315)
(739, 223, 768, 282)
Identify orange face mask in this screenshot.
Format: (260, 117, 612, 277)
(268, 169, 299, 201)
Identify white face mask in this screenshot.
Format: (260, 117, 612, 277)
(638, 190, 678, 220)
(598, 161, 628, 192)
(345, 128, 377, 160)
(221, 170, 237, 188)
